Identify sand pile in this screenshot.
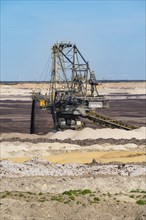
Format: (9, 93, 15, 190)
(1, 140, 145, 161)
(50, 127, 146, 140)
(0, 142, 53, 159)
(50, 130, 78, 140)
(1, 126, 145, 169)
(0, 132, 54, 140)
(2, 127, 145, 141)
(0, 127, 146, 142)
(44, 151, 146, 164)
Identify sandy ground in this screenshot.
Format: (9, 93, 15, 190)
(0, 82, 146, 101)
(0, 82, 146, 220)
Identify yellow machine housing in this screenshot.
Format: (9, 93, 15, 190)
(39, 100, 47, 108)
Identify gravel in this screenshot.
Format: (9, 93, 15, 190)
(0, 158, 145, 178)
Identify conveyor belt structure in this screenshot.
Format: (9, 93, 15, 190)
(86, 111, 138, 130)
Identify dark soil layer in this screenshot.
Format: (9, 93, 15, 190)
(96, 99, 146, 127)
(1, 137, 145, 146)
(0, 99, 146, 134)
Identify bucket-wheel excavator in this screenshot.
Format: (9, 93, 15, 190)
(30, 42, 137, 133)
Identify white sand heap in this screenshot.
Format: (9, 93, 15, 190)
(1, 127, 146, 141)
(50, 127, 146, 140)
(1, 141, 145, 160)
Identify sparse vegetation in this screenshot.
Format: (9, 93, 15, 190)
(107, 192, 111, 197)
(89, 197, 100, 204)
(76, 201, 81, 205)
(2, 189, 138, 205)
(51, 189, 100, 205)
(0, 189, 104, 205)
(93, 197, 100, 202)
(81, 189, 92, 195)
(51, 195, 64, 202)
(0, 191, 45, 202)
(19, 194, 24, 197)
(27, 191, 35, 195)
(38, 197, 46, 202)
(141, 191, 146, 194)
(5, 191, 11, 196)
(136, 200, 146, 205)
(130, 189, 146, 194)
(62, 189, 92, 196)
(129, 195, 134, 198)
(69, 195, 75, 200)
(128, 189, 146, 203)
(89, 193, 95, 197)
(1, 194, 7, 199)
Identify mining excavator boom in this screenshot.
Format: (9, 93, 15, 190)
(30, 42, 138, 133)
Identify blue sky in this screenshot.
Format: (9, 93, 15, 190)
(1, 0, 145, 81)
